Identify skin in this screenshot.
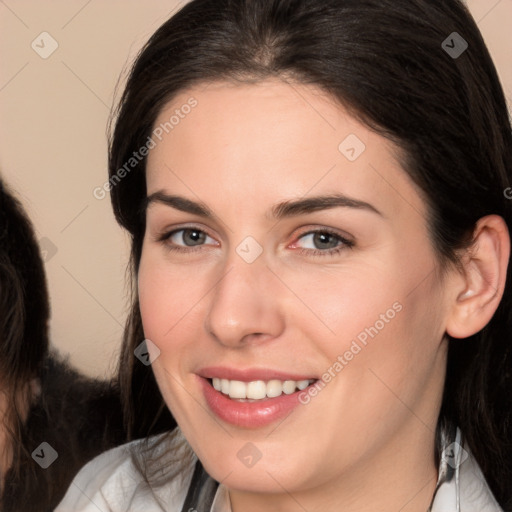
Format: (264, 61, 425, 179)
(138, 79, 509, 512)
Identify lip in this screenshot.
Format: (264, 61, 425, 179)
(197, 366, 316, 382)
(197, 368, 318, 428)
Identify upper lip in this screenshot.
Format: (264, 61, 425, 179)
(197, 366, 317, 382)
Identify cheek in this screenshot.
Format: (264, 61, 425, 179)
(137, 247, 222, 390)
(137, 250, 205, 414)
(289, 262, 404, 353)
(334, 278, 446, 426)
(138, 248, 202, 343)
(300, 252, 445, 408)
(138, 260, 180, 369)
(138, 255, 166, 340)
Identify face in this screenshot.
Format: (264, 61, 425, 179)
(139, 80, 451, 497)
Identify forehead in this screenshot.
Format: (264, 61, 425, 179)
(145, 80, 426, 221)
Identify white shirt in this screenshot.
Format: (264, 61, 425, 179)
(55, 426, 503, 512)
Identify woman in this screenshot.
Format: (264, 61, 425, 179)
(0, 177, 129, 511)
(57, 0, 512, 510)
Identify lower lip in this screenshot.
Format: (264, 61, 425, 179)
(199, 377, 312, 428)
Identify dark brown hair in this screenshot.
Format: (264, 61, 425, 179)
(0, 179, 127, 511)
(109, 0, 512, 507)
(0, 179, 50, 478)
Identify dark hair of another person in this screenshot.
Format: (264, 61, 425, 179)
(0, 179, 128, 512)
(0, 178, 49, 476)
(108, 0, 512, 508)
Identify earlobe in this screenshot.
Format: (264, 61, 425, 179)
(446, 215, 510, 339)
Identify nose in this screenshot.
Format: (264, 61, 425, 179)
(204, 255, 285, 348)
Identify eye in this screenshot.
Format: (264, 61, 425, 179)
(157, 226, 353, 257)
(159, 227, 218, 252)
(291, 229, 354, 257)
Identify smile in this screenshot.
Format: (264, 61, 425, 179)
(198, 368, 319, 428)
(211, 377, 314, 400)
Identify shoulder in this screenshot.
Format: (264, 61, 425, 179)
(55, 431, 196, 512)
(432, 425, 504, 512)
(459, 447, 503, 511)
(54, 441, 136, 511)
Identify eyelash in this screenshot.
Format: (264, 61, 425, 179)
(157, 226, 354, 258)
(293, 230, 354, 257)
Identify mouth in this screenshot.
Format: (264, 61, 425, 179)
(198, 370, 319, 428)
(208, 377, 316, 401)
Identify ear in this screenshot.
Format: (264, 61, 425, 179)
(446, 215, 510, 339)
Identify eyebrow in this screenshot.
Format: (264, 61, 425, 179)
(145, 192, 383, 219)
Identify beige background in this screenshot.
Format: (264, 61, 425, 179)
(0, 1, 511, 378)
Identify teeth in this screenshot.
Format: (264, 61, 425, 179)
(247, 380, 267, 400)
(211, 377, 313, 400)
(297, 380, 310, 390)
(229, 380, 247, 399)
(282, 380, 296, 394)
(266, 379, 283, 398)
